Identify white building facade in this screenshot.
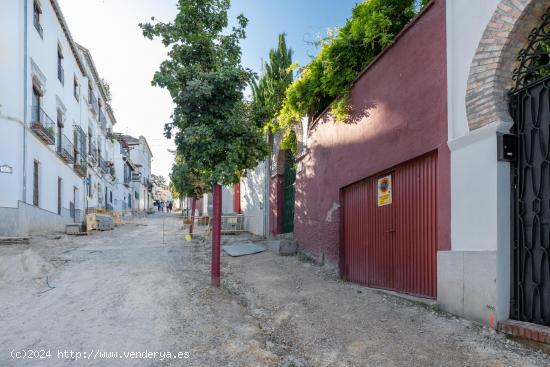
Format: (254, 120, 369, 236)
(0, 0, 149, 236)
(123, 135, 153, 212)
(442, 0, 550, 329)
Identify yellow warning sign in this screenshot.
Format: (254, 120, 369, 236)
(377, 175, 392, 207)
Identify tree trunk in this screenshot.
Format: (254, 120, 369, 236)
(190, 197, 196, 235)
(211, 184, 221, 287)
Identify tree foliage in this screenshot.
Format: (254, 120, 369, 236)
(278, 0, 427, 128)
(250, 33, 294, 133)
(140, 0, 268, 186)
(169, 155, 205, 199)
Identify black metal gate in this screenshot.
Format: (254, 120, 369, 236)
(282, 151, 295, 233)
(510, 78, 550, 326)
(509, 7, 550, 327)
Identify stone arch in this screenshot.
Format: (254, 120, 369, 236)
(465, 0, 548, 130)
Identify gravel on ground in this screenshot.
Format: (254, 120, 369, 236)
(0, 214, 548, 367)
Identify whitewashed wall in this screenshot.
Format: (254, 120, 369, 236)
(241, 162, 266, 237)
(112, 140, 131, 211)
(0, 1, 25, 209)
(442, 0, 511, 326)
(0, 0, 87, 218)
(128, 136, 153, 211)
(0, 0, 130, 234)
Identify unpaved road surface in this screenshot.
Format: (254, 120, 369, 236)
(0, 214, 277, 366)
(0, 214, 548, 367)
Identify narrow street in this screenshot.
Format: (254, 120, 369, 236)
(0, 214, 277, 366)
(0, 214, 548, 366)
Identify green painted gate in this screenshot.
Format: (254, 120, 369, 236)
(282, 151, 296, 233)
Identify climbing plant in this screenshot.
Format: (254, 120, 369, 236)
(278, 0, 429, 130)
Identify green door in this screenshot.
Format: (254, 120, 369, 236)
(282, 151, 295, 233)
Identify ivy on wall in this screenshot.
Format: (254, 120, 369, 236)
(278, 0, 429, 130)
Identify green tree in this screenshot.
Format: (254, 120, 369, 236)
(141, 0, 268, 286)
(278, 0, 426, 128)
(141, 0, 267, 186)
(170, 155, 205, 234)
(159, 176, 167, 186)
(169, 155, 205, 200)
(250, 33, 294, 133)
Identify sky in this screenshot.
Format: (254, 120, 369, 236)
(58, 0, 360, 181)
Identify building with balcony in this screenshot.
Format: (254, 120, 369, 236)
(0, 0, 144, 235)
(109, 134, 133, 212)
(119, 134, 153, 212)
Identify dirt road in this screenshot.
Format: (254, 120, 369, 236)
(0, 214, 278, 366)
(0, 214, 548, 366)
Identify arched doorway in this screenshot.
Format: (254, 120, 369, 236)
(270, 128, 298, 236)
(509, 7, 550, 326)
(465, 0, 547, 131)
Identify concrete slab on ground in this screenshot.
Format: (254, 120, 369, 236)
(222, 242, 265, 257)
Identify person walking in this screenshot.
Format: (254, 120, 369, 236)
(168, 201, 173, 213)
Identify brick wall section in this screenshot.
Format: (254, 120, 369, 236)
(465, 0, 547, 130)
(498, 319, 550, 344)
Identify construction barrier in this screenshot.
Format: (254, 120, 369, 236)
(181, 216, 211, 238)
(113, 212, 122, 225)
(85, 214, 97, 232)
(181, 214, 257, 236)
(84, 208, 150, 231)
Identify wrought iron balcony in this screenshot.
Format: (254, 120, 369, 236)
(58, 63, 64, 85)
(73, 153, 87, 177)
(98, 155, 105, 171)
(124, 171, 132, 186)
(131, 171, 142, 182)
(99, 156, 110, 174)
(29, 106, 55, 145)
(33, 15, 43, 38)
(99, 110, 107, 129)
(88, 93, 98, 115)
(88, 142, 98, 164)
(56, 134, 74, 163)
(74, 125, 87, 156)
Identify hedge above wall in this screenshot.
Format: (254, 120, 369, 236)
(278, 0, 429, 129)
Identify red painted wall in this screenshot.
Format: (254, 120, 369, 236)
(270, 175, 284, 235)
(233, 183, 241, 214)
(294, 0, 450, 267)
(196, 198, 203, 216)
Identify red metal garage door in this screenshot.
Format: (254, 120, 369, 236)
(342, 152, 437, 298)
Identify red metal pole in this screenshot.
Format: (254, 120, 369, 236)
(211, 184, 221, 287)
(233, 183, 241, 214)
(190, 197, 196, 235)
